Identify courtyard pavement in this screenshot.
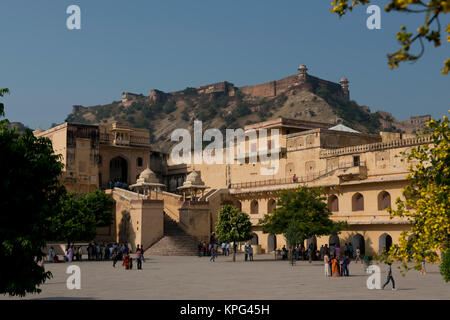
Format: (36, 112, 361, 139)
(1, 254, 449, 300)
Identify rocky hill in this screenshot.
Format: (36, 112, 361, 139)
(65, 65, 425, 153)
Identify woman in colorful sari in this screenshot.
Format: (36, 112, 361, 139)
(331, 257, 341, 277)
(123, 254, 130, 270)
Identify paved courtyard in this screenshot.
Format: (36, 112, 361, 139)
(2, 254, 449, 300)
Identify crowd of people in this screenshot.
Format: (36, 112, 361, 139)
(46, 242, 146, 270)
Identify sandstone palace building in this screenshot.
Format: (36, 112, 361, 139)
(34, 65, 432, 257)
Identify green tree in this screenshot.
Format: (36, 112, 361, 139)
(386, 113, 450, 279)
(215, 205, 253, 262)
(259, 187, 347, 246)
(330, 0, 450, 74)
(49, 192, 97, 246)
(284, 219, 303, 266)
(83, 189, 114, 227)
(440, 249, 450, 282)
(1, 88, 66, 296)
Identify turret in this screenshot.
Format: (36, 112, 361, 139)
(340, 77, 350, 100)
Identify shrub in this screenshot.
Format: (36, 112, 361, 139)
(440, 249, 450, 282)
(163, 101, 177, 114)
(183, 87, 198, 95)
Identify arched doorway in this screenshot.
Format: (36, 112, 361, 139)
(329, 234, 340, 248)
(307, 236, 317, 251)
(379, 233, 393, 254)
(110, 156, 128, 183)
(352, 234, 365, 256)
(267, 234, 277, 252)
(251, 233, 259, 245)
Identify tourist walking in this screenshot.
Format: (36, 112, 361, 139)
(123, 253, 130, 270)
(324, 254, 330, 277)
(221, 242, 226, 256)
(355, 248, 361, 263)
(136, 245, 142, 270)
(249, 245, 254, 261)
(78, 246, 83, 261)
(244, 243, 249, 261)
(343, 255, 350, 276)
(282, 245, 288, 260)
(210, 246, 216, 262)
(382, 262, 396, 290)
(48, 247, 55, 262)
(67, 246, 73, 262)
(226, 243, 230, 256)
(420, 261, 427, 275)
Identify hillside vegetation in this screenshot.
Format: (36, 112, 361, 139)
(66, 85, 407, 153)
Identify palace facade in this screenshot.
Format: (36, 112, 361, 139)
(36, 117, 429, 256)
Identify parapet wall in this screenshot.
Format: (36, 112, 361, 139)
(239, 73, 346, 99)
(320, 136, 432, 158)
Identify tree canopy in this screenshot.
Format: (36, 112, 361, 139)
(84, 189, 114, 227)
(259, 187, 347, 242)
(215, 205, 253, 262)
(1, 88, 65, 296)
(330, 0, 450, 74)
(386, 112, 450, 278)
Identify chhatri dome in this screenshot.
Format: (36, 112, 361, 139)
(178, 170, 208, 201)
(131, 166, 165, 198)
(137, 167, 162, 185)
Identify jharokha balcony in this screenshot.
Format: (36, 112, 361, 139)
(99, 133, 150, 147)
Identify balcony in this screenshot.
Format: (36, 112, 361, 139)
(99, 133, 150, 147)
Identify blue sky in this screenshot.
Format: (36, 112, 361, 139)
(0, 0, 448, 129)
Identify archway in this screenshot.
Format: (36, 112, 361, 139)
(251, 233, 259, 245)
(379, 233, 393, 254)
(329, 234, 340, 248)
(328, 195, 339, 212)
(307, 236, 317, 252)
(378, 191, 391, 210)
(110, 156, 128, 183)
(352, 233, 365, 256)
(267, 199, 276, 214)
(267, 234, 277, 252)
(250, 200, 259, 215)
(352, 193, 364, 211)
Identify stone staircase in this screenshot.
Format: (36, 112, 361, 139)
(145, 213, 199, 256)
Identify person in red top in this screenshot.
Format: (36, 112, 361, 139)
(123, 254, 130, 270)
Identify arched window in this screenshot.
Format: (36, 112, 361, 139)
(378, 191, 391, 210)
(137, 157, 143, 167)
(352, 193, 364, 211)
(267, 199, 276, 214)
(250, 200, 259, 215)
(328, 195, 339, 212)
